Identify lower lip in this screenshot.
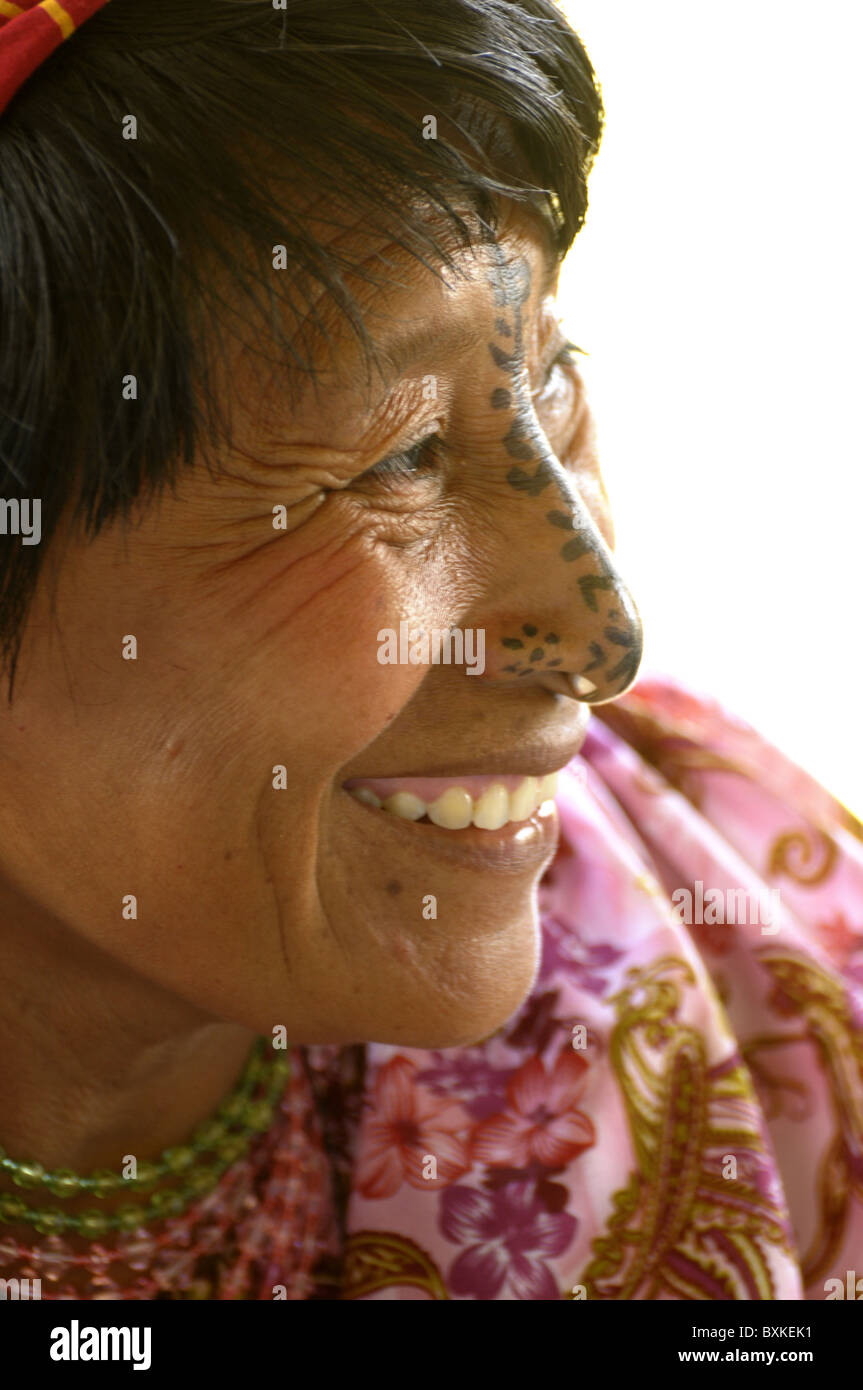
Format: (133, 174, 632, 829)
(342, 789, 560, 874)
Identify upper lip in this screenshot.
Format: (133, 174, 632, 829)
(342, 723, 590, 783)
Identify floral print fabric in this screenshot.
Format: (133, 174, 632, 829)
(329, 675, 863, 1299)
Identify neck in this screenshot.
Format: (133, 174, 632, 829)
(0, 881, 255, 1174)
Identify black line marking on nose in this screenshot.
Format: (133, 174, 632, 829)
(546, 509, 599, 564)
(583, 642, 604, 673)
(607, 648, 642, 689)
(503, 419, 538, 462)
(579, 573, 615, 612)
(507, 462, 554, 496)
(489, 341, 518, 372)
(561, 535, 593, 563)
(604, 626, 637, 648)
(486, 245, 638, 625)
(502, 664, 522, 673)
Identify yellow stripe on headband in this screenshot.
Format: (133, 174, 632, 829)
(0, 2, 25, 19)
(40, 0, 76, 40)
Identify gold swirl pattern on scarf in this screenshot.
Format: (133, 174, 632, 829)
(572, 957, 792, 1300)
(754, 948, 863, 1286)
(767, 828, 838, 886)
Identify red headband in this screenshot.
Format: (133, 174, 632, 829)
(0, 0, 111, 118)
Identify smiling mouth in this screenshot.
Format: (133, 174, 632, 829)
(343, 772, 558, 830)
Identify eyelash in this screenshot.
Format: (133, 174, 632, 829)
(556, 340, 584, 367)
(363, 341, 584, 483)
(362, 433, 444, 484)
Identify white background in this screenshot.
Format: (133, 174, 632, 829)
(558, 0, 863, 813)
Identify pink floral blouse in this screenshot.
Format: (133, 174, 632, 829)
(303, 674, 863, 1300)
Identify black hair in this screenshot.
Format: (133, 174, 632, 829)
(0, 0, 603, 694)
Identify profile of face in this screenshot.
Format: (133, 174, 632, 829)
(0, 203, 642, 1056)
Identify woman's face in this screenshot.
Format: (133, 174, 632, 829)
(0, 204, 641, 1049)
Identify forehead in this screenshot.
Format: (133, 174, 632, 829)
(238, 199, 561, 426)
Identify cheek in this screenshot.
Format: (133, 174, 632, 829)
(191, 524, 474, 791)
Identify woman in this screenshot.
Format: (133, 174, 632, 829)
(0, 0, 861, 1302)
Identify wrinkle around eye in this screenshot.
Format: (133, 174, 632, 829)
(324, 478, 457, 553)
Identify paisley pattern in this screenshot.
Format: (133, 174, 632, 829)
(341, 1231, 450, 1300)
(313, 674, 863, 1299)
(576, 958, 790, 1300)
(751, 949, 863, 1285)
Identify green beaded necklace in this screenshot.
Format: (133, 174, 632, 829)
(0, 1036, 291, 1238)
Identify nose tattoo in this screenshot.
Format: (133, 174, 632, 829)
(485, 242, 642, 696)
(500, 626, 563, 675)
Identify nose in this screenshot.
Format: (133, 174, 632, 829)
(470, 248, 643, 704)
(478, 473, 643, 703)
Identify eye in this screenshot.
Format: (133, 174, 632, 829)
(358, 433, 444, 485)
(545, 340, 584, 383)
(533, 339, 585, 418)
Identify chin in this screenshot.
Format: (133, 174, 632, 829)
(369, 908, 542, 1051)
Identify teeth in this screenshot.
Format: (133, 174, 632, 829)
(509, 776, 539, 822)
(537, 773, 558, 805)
(352, 787, 382, 808)
(382, 791, 425, 821)
(427, 787, 473, 830)
(472, 783, 510, 830)
(350, 773, 558, 831)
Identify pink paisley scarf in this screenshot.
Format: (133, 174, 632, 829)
(306, 674, 863, 1300)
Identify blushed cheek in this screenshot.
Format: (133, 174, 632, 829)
(243, 554, 434, 777)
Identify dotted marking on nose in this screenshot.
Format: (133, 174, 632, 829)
(501, 630, 570, 675)
(545, 633, 559, 644)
